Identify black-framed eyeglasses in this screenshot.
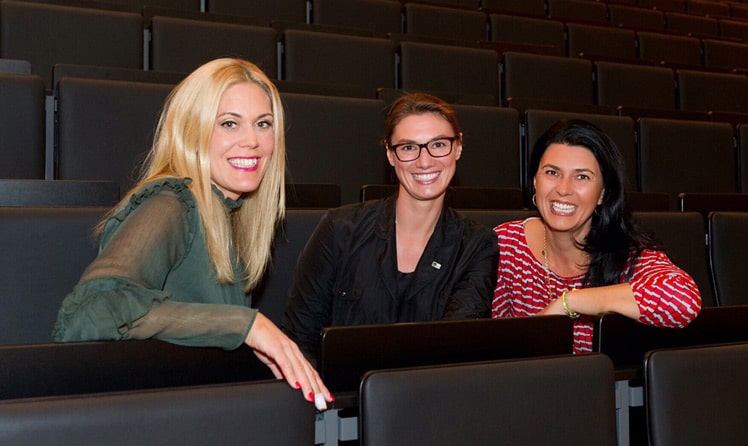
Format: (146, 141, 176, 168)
(386, 136, 458, 162)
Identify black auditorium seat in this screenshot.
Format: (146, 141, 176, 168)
(702, 39, 748, 71)
(282, 30, 396, 94)
(595, 61, 676, 112)
(665, 11, 718, 37)
(607, 5, 665, 32)
(0, 179, 119, 207)
(678, 192, 748, 218)
(149, 15, 278, 76)
(677, 69, 748, 114)
(359, 354, 617, 446)
(481, 0, 546, 16)
(403, 3, 488, 43)
(0, 0, 142, 89)
(636, 31, 702, 67)
(547, 0, 607, 23)
(565, 23, 637, 61)
(0, 206, 108, 344)
(310, 0, 402, 37)
(55, 78, 175, 195)
(399, 41, 500, 106)
(488, 14, 565, 57)
(0, 58, 30, 75)
(644, 343, 748, 446)
(708, 212, 748, 306)
(0, 380, 313, 445)
(632, 211, 715, 307)
(0, 73, 45, 179)
(637, 118, 736, 209)
(207, 0, 307, 25)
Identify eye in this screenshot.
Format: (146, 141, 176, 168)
(220, 120, 238, 129)
(399, 144, 419, 152)
(257, 119, 273, 129)
(544, 169, 558, 176)
(576, 173, 591, 180)
(431, 140, 447, 149)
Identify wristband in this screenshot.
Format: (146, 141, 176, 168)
(561, 289, 580, 319)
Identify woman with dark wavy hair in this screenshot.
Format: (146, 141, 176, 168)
(492, 119, 701, 354)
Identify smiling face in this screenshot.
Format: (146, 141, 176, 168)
(533, 143, 605, 239)
(209, 82, 274, 200)
(386, 112, 462, 203)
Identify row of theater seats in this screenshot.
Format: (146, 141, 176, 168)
(2, 69, 748, 206)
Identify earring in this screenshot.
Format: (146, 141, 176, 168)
(532, 194, 537, 207)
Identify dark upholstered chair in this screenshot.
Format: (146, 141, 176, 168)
(566, 23, 636, 60)
(0, 380, 314, 445)
(403, 3, 487, 43)
(595, 61, 675, 111)
(311, 0, 401, 37)
(708, 212, 748, 306)
(636, 31, 701, 66)
(0, 73, 45, 179)
(0, 180, 119, 207)
(207, 0, 306, 24)
(489, 14, 565, 57)
(644, 342, 748, 446)
(0, 207, 108, 344)
(632, 211, 715, 307)
(359, 354, 617, 446)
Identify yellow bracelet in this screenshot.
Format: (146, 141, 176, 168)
(561, 289, 580, 319)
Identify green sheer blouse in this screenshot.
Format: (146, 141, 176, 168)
(53, 178, 257, 350)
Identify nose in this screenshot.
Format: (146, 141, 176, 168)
(239, 126, 259, 149)
(414, 146, 435, 168)
(556, 175, 573, 195)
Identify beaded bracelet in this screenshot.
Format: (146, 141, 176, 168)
(561, 289, 580, 319)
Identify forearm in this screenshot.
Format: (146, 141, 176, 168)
(563, 283, 641, 320)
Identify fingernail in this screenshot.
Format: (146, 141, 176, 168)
(294, 381, 301, 389)
(330, 394, 336, 402)
(308, 392, 314, 401)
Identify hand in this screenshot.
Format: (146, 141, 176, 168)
(536, 297, 565, 316)
(245, 312, 334, 409)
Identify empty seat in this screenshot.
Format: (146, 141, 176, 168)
(730, 3, 748, 20)
(52, 64, 187, 88)
(311, 0, 402, 37)
(702, 39, 748, 71)
(524, 110, 637, 191)
(281, 93, 388, 204)
(502, 52, 593, 111)
(719, 18, 748, 42)
(359, 354, 617, 446)
(253, 209, 326, 324)
(607, 5, 665, 31)
(644, 343, 748, 446)
(665, 11, 718, 36)
(55, 78, 175, 195)
(638, 118, 736, 208)
(632, 211, 715, 307)
(639, 0, 686, 11)
(708, 212, 748, 306)
(149, 16, 278, 76)
(678, 192, 748, 217)
(677, 69, 748, 114)
(403, 3, 487, 43)
(0, 73, 45, 179)
(451, 104, 521, 189)
(207, 0, 307, 25)
(481, 0, 545, 16)
(0, 380, 315, 445)
(285, 183, 341, 209)
(637, 31, 702, 66)
(566, 23, 637, 60)
(0, 1, 142, 89)
(489, 14, 565, 57)
(595, 61, 675, 111)
(0, 180, 119, 207)
(399, 41, 500, 105)
(626, 191, 672, 211)
(0, 207, 108, 344)
(547, 0, 607, 23)
(687, 0, 730, 17)
(283, 30, 396, 93)
(0, 58, 30, 75)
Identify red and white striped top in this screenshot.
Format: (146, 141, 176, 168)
(493, 218, 702, 354)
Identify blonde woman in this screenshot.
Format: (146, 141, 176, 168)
(53, 58, 332, 406)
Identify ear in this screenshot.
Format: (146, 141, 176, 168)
(386, 148, 396, 167)
(454, 134, 464, 161)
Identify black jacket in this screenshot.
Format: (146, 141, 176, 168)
(281, 195, 499, 361)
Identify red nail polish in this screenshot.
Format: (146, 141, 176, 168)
(294, 381, 301, 389)
(308, 392, 314, 401)
(330, 394, 336, 402)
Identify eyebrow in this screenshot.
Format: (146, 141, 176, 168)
(217, 111, 273, 120)
(391, 135, 452, 144)
(542, 163, 597, 175)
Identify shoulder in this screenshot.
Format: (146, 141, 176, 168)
(495, 218, 533, 239)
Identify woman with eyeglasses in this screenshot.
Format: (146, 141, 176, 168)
(282, 93, 498, 364)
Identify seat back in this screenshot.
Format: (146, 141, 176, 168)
(702, 39, 748, 71)
(595, 61, 675, 111)
(149, 16, 278, 76)
(0, 73, 45, 179)
(547, 0, 607, 23)
(55, 78, 175, 195)
(0, 1, 142, 89)
(566, 23, 636, 60)
(608, 5, 664, 31)
(403, 3, 487, 43)
(311, 0, 402, 37)
(360, 354, 617, 446)
(644, 343, 748, 446)
(632, 211, 714, 306)
(0, 207, 108, 344)
(636, 31, 701, 66)
(0, 380, 313, 445)
(488, 14, 564, 56)
(0, 180, 119, 207)
(207, 0, 307, 25)
(677, 69, 748, 114)
(708, 212, 748, 306)
(665, 11, 718, 36)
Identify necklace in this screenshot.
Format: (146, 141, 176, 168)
(541, 224, 555, 301)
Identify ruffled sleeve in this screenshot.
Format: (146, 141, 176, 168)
(53, 178, 257, 350)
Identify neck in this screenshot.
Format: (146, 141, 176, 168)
(394, 191, 443, 235)
(542, 222, 588, 276)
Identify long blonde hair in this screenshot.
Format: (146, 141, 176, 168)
(114, 58, 285, 292)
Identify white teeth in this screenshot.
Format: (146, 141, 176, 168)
(552, 202, 576, 213)
(228, 158, 258, 168)
(413, 172, 439, 181)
